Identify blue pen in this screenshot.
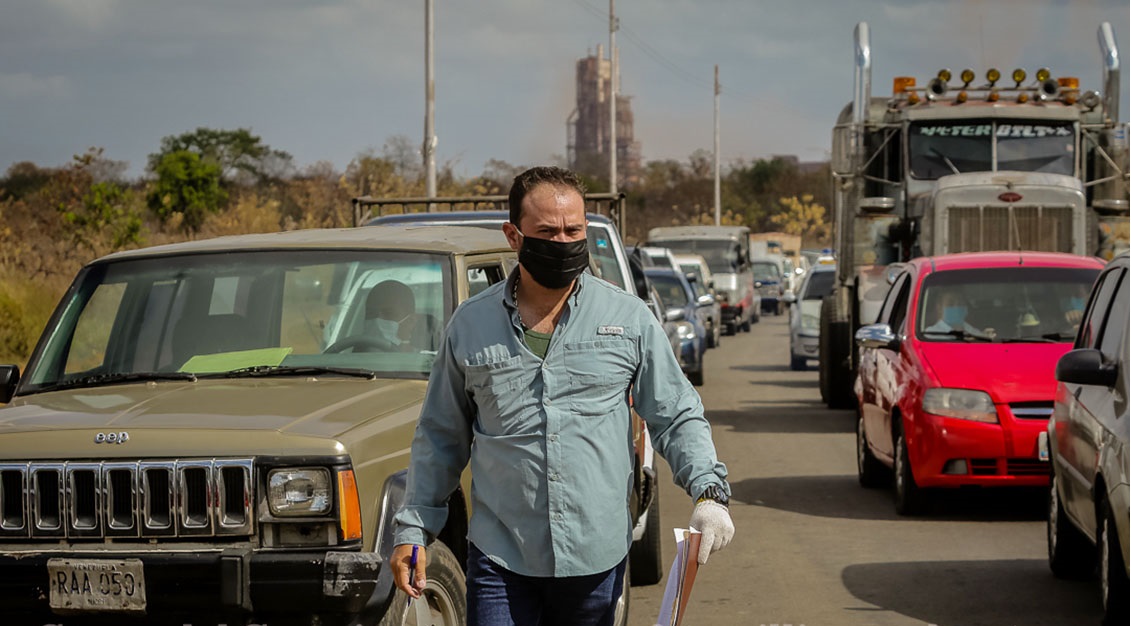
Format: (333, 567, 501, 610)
(407, 544, 419, 605)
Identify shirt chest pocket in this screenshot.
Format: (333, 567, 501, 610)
(465, 356, 529, 432)
(562, 339, 636, 418)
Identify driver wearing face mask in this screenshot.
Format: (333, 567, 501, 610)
(924, 289, 987, 337)
(364, 280, 417, 349)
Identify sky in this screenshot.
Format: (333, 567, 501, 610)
(1, 0, 1128, 180)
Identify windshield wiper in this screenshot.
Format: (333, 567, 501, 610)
(211, 365, 378, 380)
(42, 371, 198, 392)
(929, 147, 961, 175)
(922, 329, 994, 342)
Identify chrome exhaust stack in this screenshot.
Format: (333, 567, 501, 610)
(853, 22, 872, 128)
(1099, 22, 1120, 123)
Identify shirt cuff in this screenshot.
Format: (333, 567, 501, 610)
(392, 524, 428, 547)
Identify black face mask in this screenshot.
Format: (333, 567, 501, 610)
(518, 234, 589, 290)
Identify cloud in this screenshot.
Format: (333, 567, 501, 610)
(0, 73, 70, 99)
(43, 0, 123, 30)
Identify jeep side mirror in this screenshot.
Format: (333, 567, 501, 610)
(696, 294, 716, 307)
(665, 309, 686, 322)
(0, 364, 20, 403)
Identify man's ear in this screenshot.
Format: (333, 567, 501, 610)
(502, 222, 522, 252)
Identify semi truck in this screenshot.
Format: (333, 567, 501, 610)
(820, 21, 1131, 408)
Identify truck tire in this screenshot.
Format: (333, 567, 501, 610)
(820, 295, 855, 409)
(376, 539, 467, 626)
(629, 483, 663, 586)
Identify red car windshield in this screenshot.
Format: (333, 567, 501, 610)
(916, 266, 1100, 343)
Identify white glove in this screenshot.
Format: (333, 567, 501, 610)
(689, 499, 734, 564)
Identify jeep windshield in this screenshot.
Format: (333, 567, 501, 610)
(19, 249, 454, 393)
(908, 120, 1075, 180)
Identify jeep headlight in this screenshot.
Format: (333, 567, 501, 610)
(268, 468, 332, 516)
(676, 321, 697, 340)
(922, 388, 998, 423)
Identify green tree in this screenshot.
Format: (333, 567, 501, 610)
(147, 150, 227, 234)
(1, 161, 55, 201)
(148, 127, 292, 184)
(67, 182, 143, 249)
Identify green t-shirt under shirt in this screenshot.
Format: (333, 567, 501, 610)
(523, 328, 552, 359)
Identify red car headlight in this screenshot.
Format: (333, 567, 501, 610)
(922, 388, 998, 423)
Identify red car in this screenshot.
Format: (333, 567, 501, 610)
(854, 251, 1105, 515)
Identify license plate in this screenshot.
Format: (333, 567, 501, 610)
(1037, 431, 1050, 462)
(48, 558, 146, 613)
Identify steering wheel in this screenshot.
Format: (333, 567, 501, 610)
(323, 334, 398, 354)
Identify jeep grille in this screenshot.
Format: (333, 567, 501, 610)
(0, 459, 253, 539)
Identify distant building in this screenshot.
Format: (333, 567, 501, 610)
(567, 45, 642, 187)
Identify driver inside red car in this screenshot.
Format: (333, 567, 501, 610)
(923, 288, 994, 339)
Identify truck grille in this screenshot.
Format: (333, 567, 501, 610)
(948, 205, 1074, 253)
(0, 459, 253, 539)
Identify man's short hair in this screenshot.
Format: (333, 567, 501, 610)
(507, 166, 587, 226)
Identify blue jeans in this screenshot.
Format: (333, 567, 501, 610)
(467, 543, 626, 626)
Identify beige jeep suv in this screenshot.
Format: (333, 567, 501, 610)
(0, 225, 517, 625)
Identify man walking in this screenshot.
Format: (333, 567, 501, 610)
(391, 166, 734, 625)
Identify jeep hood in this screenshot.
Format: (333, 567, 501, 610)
(0, 378, 426, 458)
(917, 341, 1072, 404)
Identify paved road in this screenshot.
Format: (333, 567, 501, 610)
(628, 313, 1103, 626)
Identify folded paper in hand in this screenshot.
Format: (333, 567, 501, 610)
(654, 527, 702, 626)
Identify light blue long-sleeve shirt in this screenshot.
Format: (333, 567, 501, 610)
(392, 268, 728, 577)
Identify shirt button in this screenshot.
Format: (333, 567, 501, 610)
(555, 513, 563, 521)
(550, 473, 559, 481)
(549, 434, 558, 442)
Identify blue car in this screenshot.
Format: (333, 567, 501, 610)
(645, 267, 709, 386)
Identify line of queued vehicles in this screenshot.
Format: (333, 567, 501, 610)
(793, 18, 1131, 626)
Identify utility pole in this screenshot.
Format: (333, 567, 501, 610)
(423, 0, 437, 207)
(714, 64, 721, 226)
(608, 0, 618, 194)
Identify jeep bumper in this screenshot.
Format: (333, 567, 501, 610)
(0, 547, 381, 625)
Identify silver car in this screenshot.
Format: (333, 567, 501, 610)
(786, 263, 836, 371)
(1045, 251, 1128, 625)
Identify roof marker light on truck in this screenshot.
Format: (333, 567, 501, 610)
(1036, 67, 1051, 82)
(937, 68, 952, 82)
(960, 69, 975, 86)
(1011, 68, 1026, 85)
(892, 76, 916, 95)
(986, 68, 1001, 86)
